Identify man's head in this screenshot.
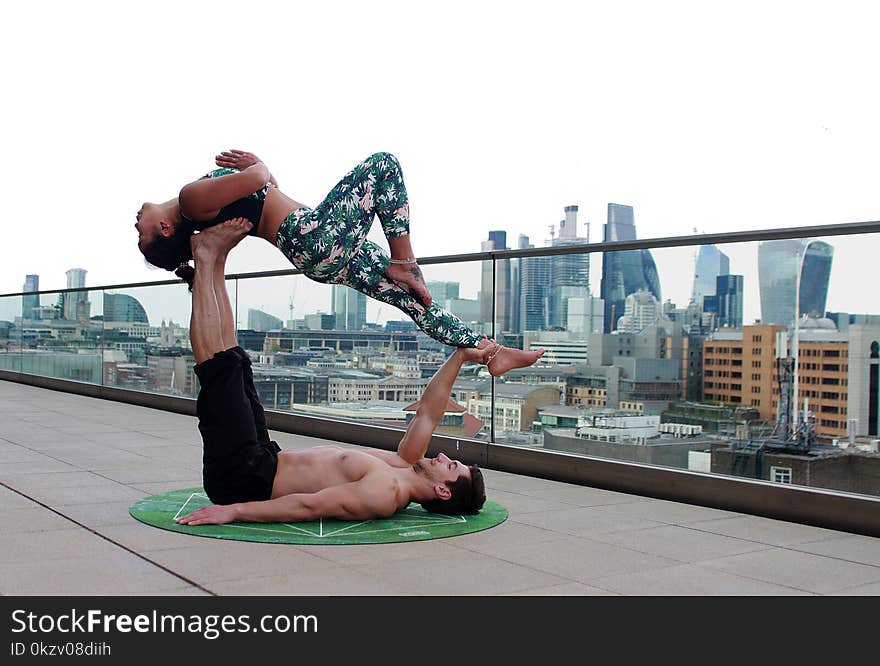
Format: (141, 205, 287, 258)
(417, 452, 486, 515)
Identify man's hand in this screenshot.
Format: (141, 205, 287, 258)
(175, 504, 238, 526)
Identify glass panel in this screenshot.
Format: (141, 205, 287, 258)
(102, 283, 196, 397)
(234, 260, 494, 441)
(494, 231, 880, 499)
(14, 288, 104, 383)
(0, 294, 23, 373)
(238, 272, 413, 427)
(492, 254, 568, 446)
(426, 260, 493, 441)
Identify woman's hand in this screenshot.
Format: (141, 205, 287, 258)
(216, 149, 278, 188)
(216, 149, 261, 170)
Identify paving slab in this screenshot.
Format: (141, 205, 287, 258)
(208, 568, 410, 596)
(591, 562, 816, 596)
(478, 535, 681, 584)
(587, 524, 775, 563)
(513, 505, 666, 537)
(690, 515, 852, 546)
(788, 535, 880, 567)
(701, 548, 880, 594)
(346, 548, 570, 595)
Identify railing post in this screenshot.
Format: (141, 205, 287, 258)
(490, 255, 496, 445)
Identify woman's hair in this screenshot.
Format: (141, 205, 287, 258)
(141, 218, 196, 290)
(420, 465, 486, 515)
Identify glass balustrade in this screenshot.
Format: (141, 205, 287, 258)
(3, 224, 878, 502)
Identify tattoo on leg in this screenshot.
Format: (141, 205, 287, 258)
(409, 265, 424, 280)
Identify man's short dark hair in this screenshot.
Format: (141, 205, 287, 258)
(420, 465, 486, 515)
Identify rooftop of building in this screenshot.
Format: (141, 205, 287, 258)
(4, 379, 879, 596)
(547, 427, 720, 447)
(538, 405, 642, 418)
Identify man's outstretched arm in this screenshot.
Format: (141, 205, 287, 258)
(396, 346, 484, 464)
(175, 479, 398, 525)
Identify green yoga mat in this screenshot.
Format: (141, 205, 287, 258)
(130, 487, 508, 545)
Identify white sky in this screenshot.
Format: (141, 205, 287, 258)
(2, 0, 879, 327)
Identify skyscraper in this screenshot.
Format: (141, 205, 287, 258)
(332, 285, 367, 331)
(103, 293, 149, 323)
(480, 230, 511, 330)
(426, 281, 459, 305)
(600, 204, 661, 332)
(691, 245, 730, 307)
(63, 268, 88, 321)
(22, 274, 39, 319)
(615, 289, 661, 334)
(758, 239, 833, 326)
(506, 234, 529, 334)
(714, 274, 744, 328)
(549, 205, 590, 329)
(518, 235, 552, 331)
(248, 308, 284, 332)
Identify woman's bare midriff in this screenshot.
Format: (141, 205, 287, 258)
(258, 187, 308, 246)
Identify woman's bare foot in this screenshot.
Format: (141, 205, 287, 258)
(190, 218, 253, 260)
(484, 342, 545, 377)
(459, 344, 491, 364)
(386, 261, 433, 307)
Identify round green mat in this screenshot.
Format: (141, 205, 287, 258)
(129, 487, 507, 545)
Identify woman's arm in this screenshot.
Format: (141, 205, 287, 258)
(178, 162, 271, 219)
(215, 149, 278, 188)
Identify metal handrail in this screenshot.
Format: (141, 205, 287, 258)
(3, 219, 879, 298)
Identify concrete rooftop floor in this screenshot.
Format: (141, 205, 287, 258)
(1, 379, 880, 597)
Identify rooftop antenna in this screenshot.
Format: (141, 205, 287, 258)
(547, 224, 556, 246)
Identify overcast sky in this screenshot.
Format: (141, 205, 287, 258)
(1, 0, 878, 326)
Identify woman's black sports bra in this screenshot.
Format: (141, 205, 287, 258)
(180, 168, 268, 236)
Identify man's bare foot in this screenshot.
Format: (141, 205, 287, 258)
(190, 218, 253, 260)
(386, 261, 433, 307)
(485, 343, 545, 377)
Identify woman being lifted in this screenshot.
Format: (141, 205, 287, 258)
(135, 150, 543, 374)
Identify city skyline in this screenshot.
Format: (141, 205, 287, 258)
(3, 228, 878, 335)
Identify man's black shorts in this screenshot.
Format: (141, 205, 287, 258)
(194, 347, 280, 505)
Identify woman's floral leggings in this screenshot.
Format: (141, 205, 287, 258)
(276, 152, 484, 348)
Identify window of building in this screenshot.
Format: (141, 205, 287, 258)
(752, 335, 762, 343)
(751, 399, 760, 406)
(751, 386, 761, 394)
(771, 466, 792, 484)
